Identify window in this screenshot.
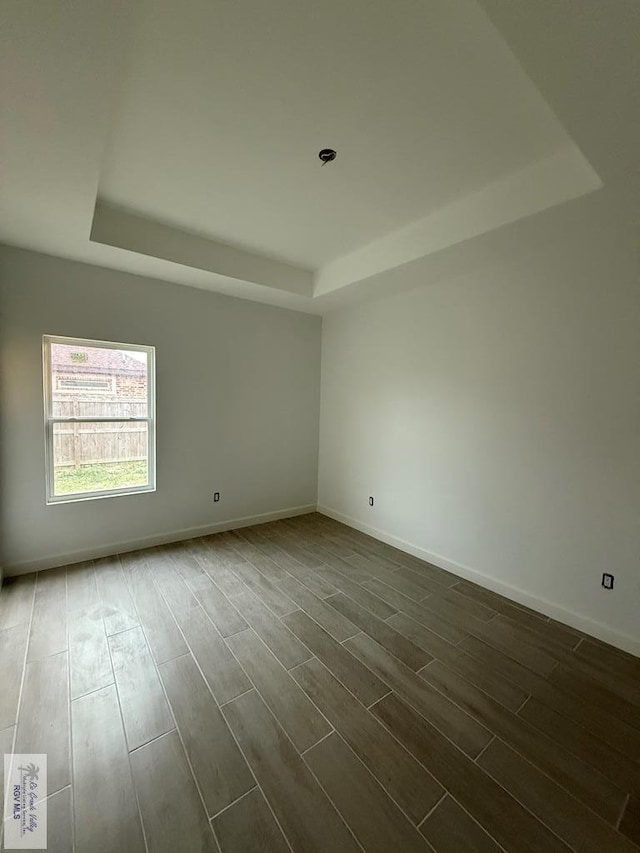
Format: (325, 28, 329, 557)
(57, 377, 114, 392)
(43, 335, 156, 503)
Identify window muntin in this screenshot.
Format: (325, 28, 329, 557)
(43, 336, 155, 503)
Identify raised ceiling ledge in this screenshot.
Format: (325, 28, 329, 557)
(90, 202, 314, 297)
(314, 143, 602, 297)
(91, 142, 601, 305)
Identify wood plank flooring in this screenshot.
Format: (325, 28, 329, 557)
(1, 512, 639, 852)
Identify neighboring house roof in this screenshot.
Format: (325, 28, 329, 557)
(51, 343, 146, 376)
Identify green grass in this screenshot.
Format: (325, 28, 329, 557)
(54, 460, 148, 495)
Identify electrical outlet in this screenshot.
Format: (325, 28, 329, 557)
(213, 491, 220, 503)
(369, 496, 374, 507)
(602, 573, 614, 590)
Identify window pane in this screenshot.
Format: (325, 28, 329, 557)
(52, 421, 149, 496)
(50, 343, 148, 418)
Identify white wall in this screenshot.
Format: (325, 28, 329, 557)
(0, 246, 321, 574)
(318, 204, 640, 654)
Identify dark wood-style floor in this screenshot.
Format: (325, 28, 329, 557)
(1, 513, 639, 852)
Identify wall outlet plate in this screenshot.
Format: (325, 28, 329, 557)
(602, 572, 614, 590)
(369, 496, 374, 506)
(213, 491, 220, 503)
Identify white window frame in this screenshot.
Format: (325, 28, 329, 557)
(43, 335, 156, 504)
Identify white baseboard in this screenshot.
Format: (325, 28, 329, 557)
(318, 504, 640, 658)
(3, 504, 317, 578)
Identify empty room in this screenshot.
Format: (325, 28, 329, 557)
(1, 1, 639, 851)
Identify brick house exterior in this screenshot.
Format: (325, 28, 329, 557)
(51, 343, 147, 401)
(51, 343, 149, 468)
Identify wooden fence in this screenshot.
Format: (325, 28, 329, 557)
(53, 399, 148, 468)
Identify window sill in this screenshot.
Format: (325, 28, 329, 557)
(46, 485, 156, 506)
